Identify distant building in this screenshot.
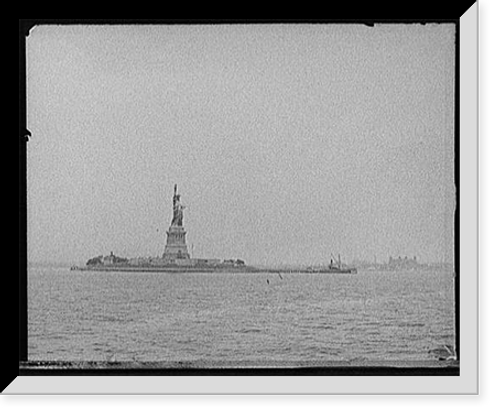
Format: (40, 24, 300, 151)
(102, 251, 128, 266)
(103, 251, 115, 266)
(387, 255, 420, 270)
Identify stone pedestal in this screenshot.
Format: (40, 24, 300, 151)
(163, 225, 190, 259)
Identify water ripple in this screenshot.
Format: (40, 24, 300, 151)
(28, 268, 456, 364)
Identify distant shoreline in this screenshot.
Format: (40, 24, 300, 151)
(27, 261, 453, 272)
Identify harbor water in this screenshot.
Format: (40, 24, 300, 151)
(28, 265, 455, 365)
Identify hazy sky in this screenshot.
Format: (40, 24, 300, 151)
(26, 24, 456, 265)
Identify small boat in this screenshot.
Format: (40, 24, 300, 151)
(327, 254, 357, 274)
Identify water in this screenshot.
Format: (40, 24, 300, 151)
(28, 266, 455, 365)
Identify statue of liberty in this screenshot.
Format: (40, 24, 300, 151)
(171, 184, 185, 226)
(163, 184, 190, 259)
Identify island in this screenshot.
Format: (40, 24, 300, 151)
(71, 184, 356, 274)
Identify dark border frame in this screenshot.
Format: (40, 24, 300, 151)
(13, 10, 475, 388)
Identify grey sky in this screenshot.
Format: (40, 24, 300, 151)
(27, 24, 455, 266)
